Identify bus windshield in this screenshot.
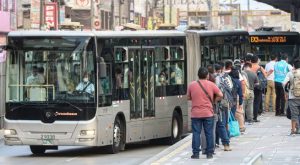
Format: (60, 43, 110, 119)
(6, 36, 96, 103)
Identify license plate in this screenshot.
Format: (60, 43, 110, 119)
(41, 135, 55, 145)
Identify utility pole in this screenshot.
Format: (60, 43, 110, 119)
(39, 0, 44, 30)
(163, 0, 165, 23)
(110, 0, 115, 29)
(187, 0, 189, 25)
(119, 0, 122, 26)
(91, 0, 94, 30)
(169, 0, 172, 24)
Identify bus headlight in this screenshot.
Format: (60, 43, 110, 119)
(80, 130, 95, 136)
(4, 129, 17, 135)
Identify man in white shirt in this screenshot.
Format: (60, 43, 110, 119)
(26, 66, 45, 85)
(264, 55, 277, 112)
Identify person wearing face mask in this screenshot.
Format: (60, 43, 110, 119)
(76, 71, 95, 95)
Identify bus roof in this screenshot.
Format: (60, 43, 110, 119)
(186, 30, 249, 37)
(8, 30, 94, 37)
(94, 30, 185, 38)
(249, 31, 299, 36)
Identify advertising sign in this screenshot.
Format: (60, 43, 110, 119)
(44, 3, 58, 30)
(30, 0, 40, 29)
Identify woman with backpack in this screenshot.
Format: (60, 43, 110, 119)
(229, 67, 243, 116)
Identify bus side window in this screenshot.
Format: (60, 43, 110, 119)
(98, 58, 112, 107)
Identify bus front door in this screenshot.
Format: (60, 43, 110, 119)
(142, 48, 155, 118)
(128, 48, 142, 119)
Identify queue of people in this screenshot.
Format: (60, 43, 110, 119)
(187, 53, 300, 159)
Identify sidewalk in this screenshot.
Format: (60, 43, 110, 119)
(142, 112, 300, 165)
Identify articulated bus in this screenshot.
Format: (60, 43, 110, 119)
(4, 30, 188, 154)
(249, 31, 300, 65)
(186, 30, 250, 73)
(4, 29, 250, 155)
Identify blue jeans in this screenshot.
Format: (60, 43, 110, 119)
(192, 117, 214, 155)
(217, 110, 230, 145)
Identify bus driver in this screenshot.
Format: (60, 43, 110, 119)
(76, 71, 95, 95)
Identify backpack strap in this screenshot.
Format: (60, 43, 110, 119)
(197, 80, 213, 106)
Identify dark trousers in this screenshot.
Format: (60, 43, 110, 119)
(191, 117, 214, 156)
(253, 89, 263, 120)
(275, 82, 285, 115)
(216, 110, 230, 145)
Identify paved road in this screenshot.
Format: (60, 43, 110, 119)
(0, 138, 169, 165)
(142, 112, 300, 165)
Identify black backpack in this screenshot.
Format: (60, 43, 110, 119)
(255, 67, 267, 91)
(231, 79, 238, 106)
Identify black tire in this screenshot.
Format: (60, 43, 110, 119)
(108, 117, 125, 154)
(167, 111, 182, 145)
(30, 146, 46, 155)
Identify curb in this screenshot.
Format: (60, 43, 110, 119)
(247, 153, 263, 165)
(141, 134, 192, 165)
(0, 129, 3, 145)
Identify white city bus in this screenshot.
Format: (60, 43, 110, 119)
(4, 30, 189, 154)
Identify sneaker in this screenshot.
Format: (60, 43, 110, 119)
(240, 127, 246, 132)
(290, 132, 296, 136)
(253, 119, 260, 122)
(224, 145, 232, 151)
(206, 153, 213, 159)
(191, 154, 199, 159)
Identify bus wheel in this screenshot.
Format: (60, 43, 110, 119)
(108, 117, 125, 154)
(30, 145, 46, 155)
(168, 111, 182, 145)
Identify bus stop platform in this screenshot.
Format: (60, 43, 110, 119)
(142, 112, 300, 165)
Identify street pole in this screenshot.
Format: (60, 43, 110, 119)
(169, 0, 172, 24)
(39, 0, 44, 30)
(110, 0, 115, 29)
(163, 0, 165, 23)
(91, 0, 93, 30)
(119, 0, 122, 26)
(187, 0, 189, 25)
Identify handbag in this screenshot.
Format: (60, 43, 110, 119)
(229, 111, 240, 137)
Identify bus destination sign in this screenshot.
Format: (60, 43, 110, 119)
(250, 36, 287, 43)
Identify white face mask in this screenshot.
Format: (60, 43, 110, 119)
(83, 77, 89, 82)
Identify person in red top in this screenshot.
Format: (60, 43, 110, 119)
(187, 67, 223, 159)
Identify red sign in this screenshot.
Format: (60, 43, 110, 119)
(44, 3, 58, 30)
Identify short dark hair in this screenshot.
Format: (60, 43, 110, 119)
(243, 62, 252, 69)
(294, 59, 300, 69)
(198, 67, 209, 79)
(281, 53, 288, 60)
(225, 61, 233, 69)
(270, 54, 277, 60)
(251, 55, 259, 63)
(214, 64, 222, 71)
(207, 64, 214, 74)
(218, 61, 225, 68)
(244, 54, 253, 62)
(229, 67, 240, 79)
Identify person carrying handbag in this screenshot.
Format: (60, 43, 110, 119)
(187, 67, 223, 159)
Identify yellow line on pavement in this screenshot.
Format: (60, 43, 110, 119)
(151, 140, 192, 165)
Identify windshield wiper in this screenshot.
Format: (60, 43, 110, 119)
(55, 100, 83, 112)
